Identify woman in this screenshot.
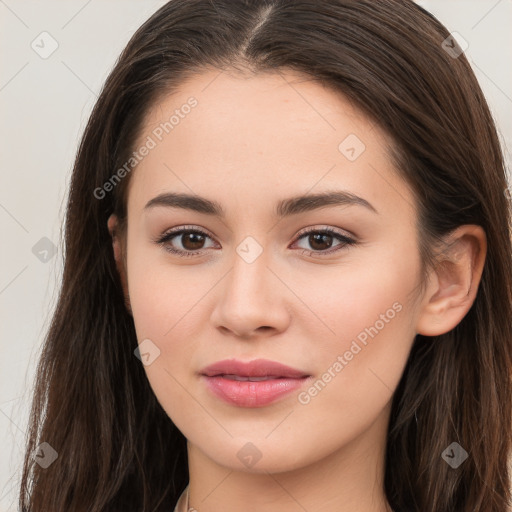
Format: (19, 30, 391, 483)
(19, 1, 512, 511)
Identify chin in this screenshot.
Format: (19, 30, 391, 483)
(195, 437, 320, 475)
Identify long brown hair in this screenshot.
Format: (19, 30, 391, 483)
(19, 1, 512, 510)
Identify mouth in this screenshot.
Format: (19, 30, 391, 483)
(212, 374, 292, 381)
(199, 359, 311, 407)
(200, 358, 310, 379)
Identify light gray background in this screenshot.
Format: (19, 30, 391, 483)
(1, 1, 511, 510)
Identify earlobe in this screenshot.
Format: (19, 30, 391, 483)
(107, 214, 132, 315)
(415, 225, 487, 337)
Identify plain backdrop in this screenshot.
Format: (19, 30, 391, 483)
(1, 1, 511, 511)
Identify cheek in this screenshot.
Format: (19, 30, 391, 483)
(126, 256, 206, 429)
(126, 250, 220, 417)
(291, 275, 416, 454)
(299, 244, 419, 401)
(301, 248, 417, 344)
(129, 269, 207, 372)
(126, 237, 205, 337)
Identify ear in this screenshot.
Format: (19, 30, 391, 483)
(107, 214, 132, 315)
(415, 225, 487, 336)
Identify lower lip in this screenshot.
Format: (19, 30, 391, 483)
(201, 375, 310, 407)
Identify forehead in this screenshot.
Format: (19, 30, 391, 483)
(126, 68, 415, 222)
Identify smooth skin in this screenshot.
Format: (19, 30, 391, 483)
(108, 68, 486, 512)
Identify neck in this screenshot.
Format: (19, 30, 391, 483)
(185, 404, 393, 512)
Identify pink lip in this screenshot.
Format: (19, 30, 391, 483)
(199, 358, 311, 407)
(200, 358, 309, 378)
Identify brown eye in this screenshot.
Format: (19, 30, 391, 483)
(293, 227, 357, 256)
(155, 227, 216, 257)
(307, 232, 334, 251)
(180, 232, 206, 251)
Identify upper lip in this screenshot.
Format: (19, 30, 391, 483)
(200, 358, 310, 378)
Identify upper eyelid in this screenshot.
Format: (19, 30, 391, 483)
(159, 224, 354, 238)
(157, 224, 356, 246)
(294, 224, 355, 240)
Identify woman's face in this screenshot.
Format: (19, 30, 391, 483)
(113, 68, 427, 473)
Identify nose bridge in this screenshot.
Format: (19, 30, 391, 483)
(211, 234, 288, 335)
(227, 236, 271, 308)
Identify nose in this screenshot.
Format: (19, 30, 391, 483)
(210, 246, 291, 339)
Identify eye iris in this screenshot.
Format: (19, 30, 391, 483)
(309, 232, 333, 251)
(182, 232, 205, 250)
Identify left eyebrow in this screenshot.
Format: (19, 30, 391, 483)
(143, 190, 378, 217)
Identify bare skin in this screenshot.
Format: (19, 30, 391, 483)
(108, 68, 486, 512)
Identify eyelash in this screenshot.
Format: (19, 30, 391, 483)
(153, 225, 357, 258)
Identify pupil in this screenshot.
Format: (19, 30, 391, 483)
(183, 233, 204, 250)
(310, 233, 332, 250)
